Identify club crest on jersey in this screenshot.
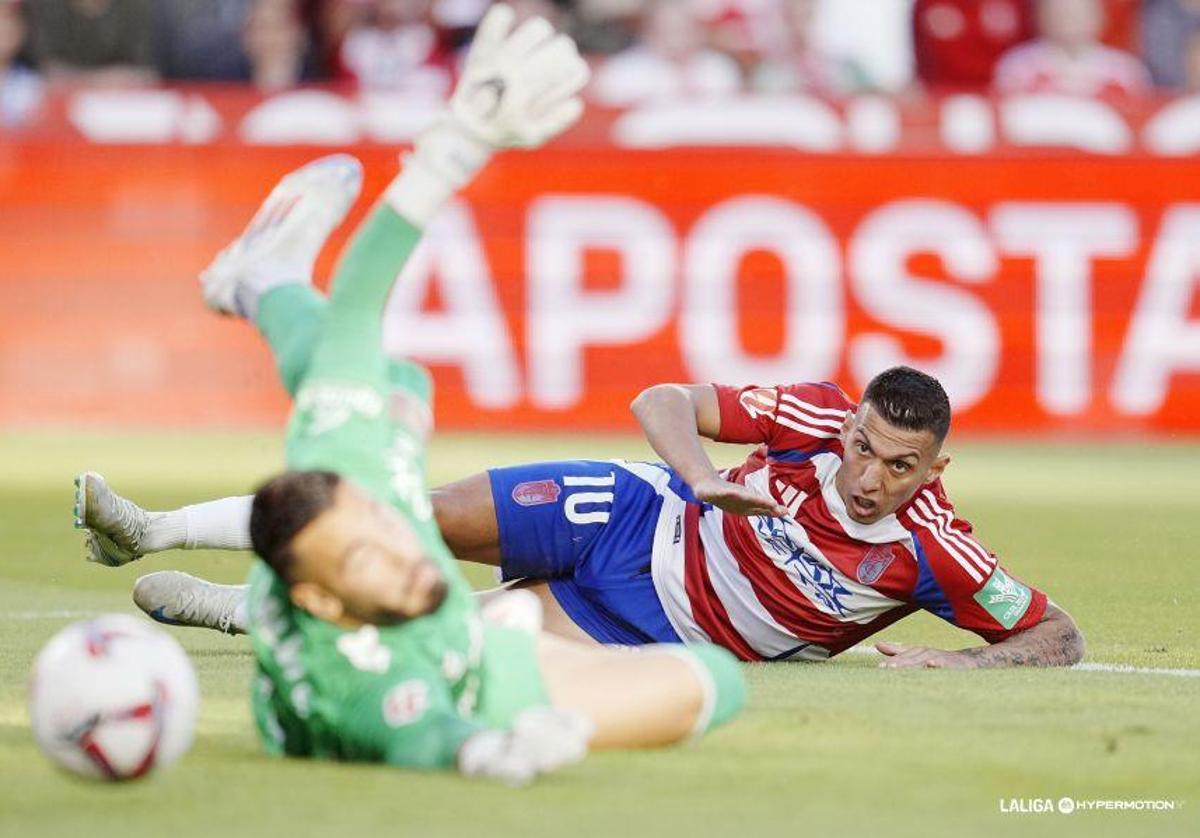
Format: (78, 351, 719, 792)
(512, 480, 562, 507)
(856, 544, 895, 585)
(382, 680, 429, 727)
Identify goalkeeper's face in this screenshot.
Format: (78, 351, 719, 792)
(287, 482, 449, 627)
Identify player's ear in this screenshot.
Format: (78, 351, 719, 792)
(290, 582, 343, 622)
(839, 410, 855, 443)
(924, 453, 950, 484)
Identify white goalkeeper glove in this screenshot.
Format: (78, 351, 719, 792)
(480, 588, 544, 634)
(386, 3, 591, 225)
(457, 707, 593, 786)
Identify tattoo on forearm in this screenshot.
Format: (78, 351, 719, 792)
(960, 615, 1084, 668)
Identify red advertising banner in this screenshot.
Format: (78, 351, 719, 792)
(2, 89, 1200, 433)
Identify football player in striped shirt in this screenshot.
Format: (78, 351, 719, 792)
(425, 368, 1085, 668)
(619, 371, 1085, 668)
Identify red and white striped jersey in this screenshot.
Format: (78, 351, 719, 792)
(648, 382, 1048, 661)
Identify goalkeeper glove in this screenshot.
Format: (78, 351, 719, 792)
(457, 707, 593, 786)
(387, 3, 590, 225)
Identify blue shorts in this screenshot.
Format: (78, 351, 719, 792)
(487, 460, 684, 646)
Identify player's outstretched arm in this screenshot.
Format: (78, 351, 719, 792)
(631, 384, 788, 518)
(288, 4, 588, 473)
(876, 603, 1085, 669)
(304, 3, 589, 388)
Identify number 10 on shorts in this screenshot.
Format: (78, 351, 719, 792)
(563, 473, 615, 525)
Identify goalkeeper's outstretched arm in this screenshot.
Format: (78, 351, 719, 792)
(287, 3, 588, 474)
(306, 3, 588, 387)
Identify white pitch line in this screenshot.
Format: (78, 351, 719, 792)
(845, 646, 1200, 678)
(1072, 662, 1200, 678)
(3, 611, 1198, 678)
(3, 609, 97, 621)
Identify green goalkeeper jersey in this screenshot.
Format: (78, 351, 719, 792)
(246, 204, 546, 770)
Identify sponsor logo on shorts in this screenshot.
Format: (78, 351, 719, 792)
(973, 567, 1032, 629)
(382, 680, 429, 727)
(512, 479, 562, 507)
(856, 544, 895, 585)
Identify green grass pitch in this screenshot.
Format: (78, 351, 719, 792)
(0, 430, 1197, 838)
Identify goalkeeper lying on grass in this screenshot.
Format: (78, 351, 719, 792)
(83, 5, 744, 783)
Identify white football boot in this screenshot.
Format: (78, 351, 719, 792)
(133, 571, 248, 635)
(74, 472, 149, 567)
(199, 153, 364, 318)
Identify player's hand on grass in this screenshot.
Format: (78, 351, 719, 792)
(458, 707, 592, 786)
(692, 475, 790, 519)
(874, 642, 979, 669)
(388, 4, 589, 225)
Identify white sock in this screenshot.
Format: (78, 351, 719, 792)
(183, 495, 254, 550)
(142, 495, 253, 552)
(140, 510, 188, 552)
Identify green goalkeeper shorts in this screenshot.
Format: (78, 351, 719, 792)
(474, 624, 550, 727)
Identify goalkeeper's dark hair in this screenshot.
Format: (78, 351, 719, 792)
(250, 470, 342, 583)
(861, 366, 951, 444)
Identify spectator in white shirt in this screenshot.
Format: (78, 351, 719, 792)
(338, 0, 452, 96)
(750, 0, 871, 96)
(590, 0, 742, 106)
(994, 0, 1150, 96)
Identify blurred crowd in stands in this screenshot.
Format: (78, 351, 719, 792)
(4, 0, 1200, 127)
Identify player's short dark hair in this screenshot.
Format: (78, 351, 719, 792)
(250, 470, 342, 583)
(861, 366, 952, 444)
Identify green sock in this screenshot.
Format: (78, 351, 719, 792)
(303, 203, 422, 386)
(661, 643, 747, 736)
(255, 284, 327, 397)
(690, 643, 747, 731)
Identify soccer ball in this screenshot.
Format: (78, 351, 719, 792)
(28, 614, 200, 781)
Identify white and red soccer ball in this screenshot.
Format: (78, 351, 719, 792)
(28, 614, 199, 781)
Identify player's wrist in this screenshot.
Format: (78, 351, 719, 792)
(385, 118, 493, 227)
(686, 469, 725, 496)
